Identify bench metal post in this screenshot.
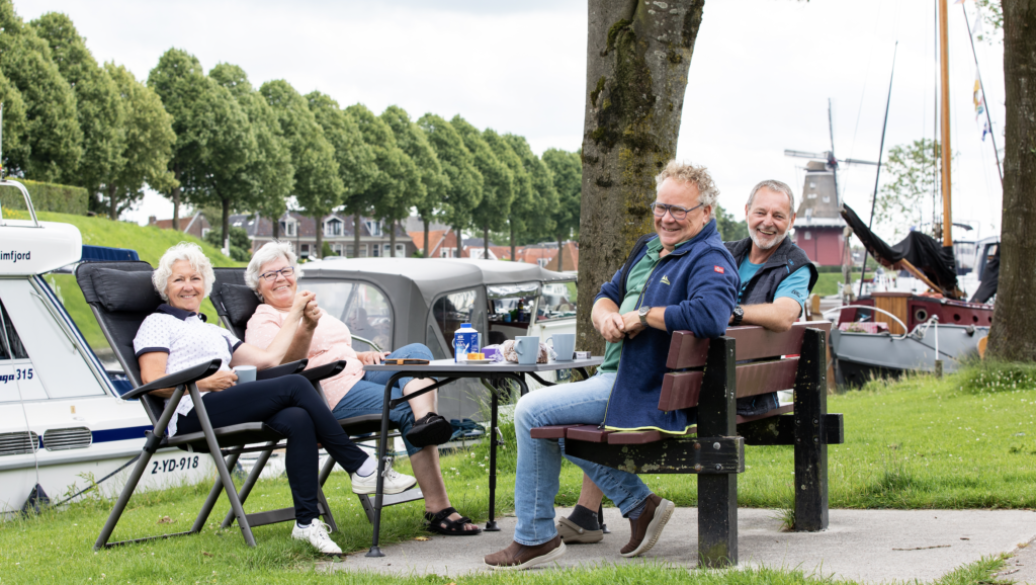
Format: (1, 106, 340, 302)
(696, 336, 737, 567)
(793, 327, 829, 531)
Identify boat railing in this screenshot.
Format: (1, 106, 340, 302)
(823, 304, 910, 338)
(0, 179, 40, 227)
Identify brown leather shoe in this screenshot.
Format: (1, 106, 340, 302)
(620, 494, 675, 558)
(484, 536, 567, 570)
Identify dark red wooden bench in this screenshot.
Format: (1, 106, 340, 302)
(530, 321, 843, 567)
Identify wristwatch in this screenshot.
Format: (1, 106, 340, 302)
(731, 305, 744, 326)
(638, 305, 652, 326)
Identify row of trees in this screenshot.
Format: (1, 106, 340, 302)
(0, 1, 581, 261)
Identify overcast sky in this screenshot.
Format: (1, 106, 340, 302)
(16, 0, 1006, 241)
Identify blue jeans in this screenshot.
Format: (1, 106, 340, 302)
(330, 343, 434, 456)
(513, 372, 653, 546)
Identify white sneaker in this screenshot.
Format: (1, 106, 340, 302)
(351, 467, 417, 495)
(291, 521, 342, 555)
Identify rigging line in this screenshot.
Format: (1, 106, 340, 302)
(0, 305, 41, 489)
(859, 41, 899, 300)
(962, 1, 1004, 187)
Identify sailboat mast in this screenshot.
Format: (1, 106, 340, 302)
(938, 0, 953, 247)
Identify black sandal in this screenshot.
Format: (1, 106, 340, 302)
(406, 413, 454, 448)
(424, 507, 482, 536)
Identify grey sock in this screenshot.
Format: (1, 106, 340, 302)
(567, 504, 600, 531)
(355, 457, 377, 478)
(627, 500, 647, 520)
(296, 521, 311, 529)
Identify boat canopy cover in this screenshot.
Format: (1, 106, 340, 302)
(841, 203, 960, 296)
(82, 245, 140, 262)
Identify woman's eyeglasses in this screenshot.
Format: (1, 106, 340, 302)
(649, 202, 703, 221)
(260, 266, 295, 282)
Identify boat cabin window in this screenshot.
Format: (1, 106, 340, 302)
(300, 280, 393, 352)
(432, 288, 478, 347)
(42, 274, 116, 368)
(0, 302, 28, 360)
(538, 281, 578, 322)
(487, 282, 539, 325)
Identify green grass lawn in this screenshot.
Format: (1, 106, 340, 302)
(3, 208, 245, 350)
(0, 364, 1030, 583)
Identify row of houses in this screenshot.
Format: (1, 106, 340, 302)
(147, 212, 579, 271)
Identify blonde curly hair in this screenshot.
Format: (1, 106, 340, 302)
(654, 160, 719, 208)
(153, 242, 215, 302)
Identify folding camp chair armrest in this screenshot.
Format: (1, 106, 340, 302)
(124, 359, 222, 399)
(298, 360, 347, 383)
(257, 359, 309, 381)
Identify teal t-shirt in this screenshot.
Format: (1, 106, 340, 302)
(599, 237, 669, 373)
(737, 260, 811, 314)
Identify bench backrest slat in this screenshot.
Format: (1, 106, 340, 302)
(666, 322, 830, 369)
(735, 358, 799, 398)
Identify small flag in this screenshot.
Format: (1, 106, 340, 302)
(714, 266, 725, 274)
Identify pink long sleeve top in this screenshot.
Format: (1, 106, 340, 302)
(245, 304, 366, 410)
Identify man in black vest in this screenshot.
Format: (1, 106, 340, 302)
(726, 179, 818, 415)
(556, 179, 818, 547)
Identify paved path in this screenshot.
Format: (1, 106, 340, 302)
(323, 507, 1036, 583)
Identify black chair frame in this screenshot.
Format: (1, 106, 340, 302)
(209, 268, 424, 527)
(77, 261, 344, 550)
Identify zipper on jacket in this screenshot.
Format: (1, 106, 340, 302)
(599, 258, 666, 428)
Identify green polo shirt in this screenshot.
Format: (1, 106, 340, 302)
(599, 237, 669, 373)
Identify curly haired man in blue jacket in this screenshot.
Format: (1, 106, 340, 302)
(484, 161, 740, 570)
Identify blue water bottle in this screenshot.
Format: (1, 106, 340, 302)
(454, 323, 481, 362)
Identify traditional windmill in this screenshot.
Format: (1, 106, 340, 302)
(785, 99, 877, 266)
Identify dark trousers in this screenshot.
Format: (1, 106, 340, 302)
(177, 374, 368, 524)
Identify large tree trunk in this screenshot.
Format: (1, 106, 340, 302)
(510, 222, 517, 262)
(390, 219, 397, 257)
(454, 225, 462, 257)
(423, 217, 430, 258)
(557, 235, 564, 272)
(576, 0, 705, 355)
(483, 225, 489, 259)
(108, 185, 118, 220)
(354, 212, 362, 258)
(171, 166, 182, 231)
(314, 214, 324, 260)
(987, 0, 1036, 361)
(221, 198, 231, 255)
(272, 213, 280, 240)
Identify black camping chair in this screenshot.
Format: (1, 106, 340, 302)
(209, 268, 424, 527)
(77, 261, 346, 550)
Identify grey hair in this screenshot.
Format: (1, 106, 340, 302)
(245, 240, 301, 297)
(747, 179, 796, 214)
(655, 160, 720, 208)
(153, 242, 215, 302)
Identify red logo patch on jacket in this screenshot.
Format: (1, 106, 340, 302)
(714, 265, 725, 274)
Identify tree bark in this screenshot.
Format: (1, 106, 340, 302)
(483, 225, 489, 259)
(510, 222, 517, 262)
(354, 212, 362, 258)
(222, 197, 231, 255)
(171, 167, 182, 232)
(108, 185, 118, 220)
(314, 214, 324, 260)
(557, 235, 564, 272)
(454, 224, 462, 257)
(390, 219, 397, 257)
(272, 213, 280, 240)
(577, 0, 705, 355)
(423, 217, 430, 258)
(987, 0, 1036, 361)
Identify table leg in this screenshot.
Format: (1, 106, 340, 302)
(485, 380, 501, 532)
(366, 371, 406, 558)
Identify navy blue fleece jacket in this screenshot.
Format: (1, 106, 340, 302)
(595, 219, 739, 433)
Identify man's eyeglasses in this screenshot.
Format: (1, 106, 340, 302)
(649, 202, 703, 221)
(260, 266, 295, 282)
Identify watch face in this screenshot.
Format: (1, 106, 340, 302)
(639, 306, 650, 316)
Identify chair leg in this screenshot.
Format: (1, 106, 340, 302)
(317, 455, 339, 532)
(94, 449, 156, 550)
(190, 385, 257, 547)
(194, 452, 241, 533)
(222, 444, 275, 529)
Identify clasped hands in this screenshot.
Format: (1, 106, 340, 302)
(598, 310, 647, 343)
